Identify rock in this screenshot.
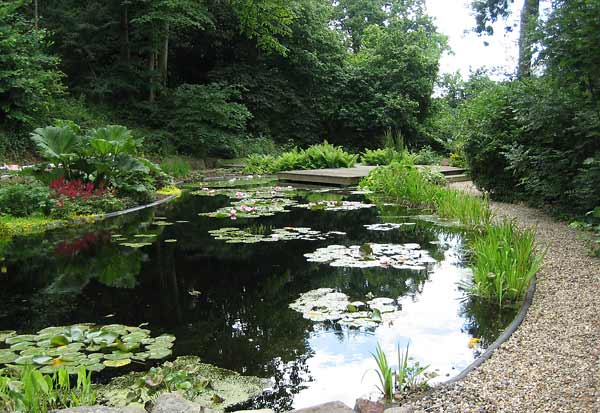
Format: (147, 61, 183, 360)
(233, 410, 274, 413)
(384, 404, 415, 413)
(290, 401, 355, 412)
(50, 407, 145, 413)
(354, 398, 385, 413)
(151, 392, 218, 413)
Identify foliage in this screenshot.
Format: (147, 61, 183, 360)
(569, 207, 600, 258)
(468, 221, 543, 305)
(360, 148, 406, 166)
(396, 343, 430, 392)
(160, 157, 192, 179)
(0, 178, 55, 217)
(360, 162, 540, 307)
(166, 83, 252, 158)
(412, 146, 442, 165)
(0, 1, 63, 129)
(369, 343, 394, 402)
(367, 342, 430, 402)
(31, 123, 166, 199)
(0, 366, 95, 413)
(50, 193, 128, 220)
(243, 142, 358, 174)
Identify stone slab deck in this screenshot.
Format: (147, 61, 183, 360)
(278, 165, 466, 186)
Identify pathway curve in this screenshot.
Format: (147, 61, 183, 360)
(411, 187, 600, 412)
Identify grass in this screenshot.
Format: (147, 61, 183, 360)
(368, 343, 394, 402)
(360, 162, 543, 306)
(160, 156, 192, 179)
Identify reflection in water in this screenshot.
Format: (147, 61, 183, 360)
(0, 187, 516, 410)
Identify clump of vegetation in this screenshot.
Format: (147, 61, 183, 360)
(367, 343, 431, 402)
(361, 147, 407, 166)
(412, 146, 443, 165)
(243, 142, 358, 174)
(469, 221, 543, 305)
(160, 156, 192, 179)
(360, 163, 541, 306)
(0, 366, 95, 413)
(569, 207, 600, 257)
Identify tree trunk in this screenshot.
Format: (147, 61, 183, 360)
(158, 22, 169, 87)
(34, 0, 38, 29)
(517, 0, 540, 78)
(119, 5, 130, 63)
(149, 50, 156, 102)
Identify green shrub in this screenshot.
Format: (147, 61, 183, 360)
(244, 154, 277, 175)
(244, 142, 357, 174)
(303, 141, 358, 169)
(0, 178, 55, 217)
(361, 148, 406, 166)
(412, 145, 442, 165)
(469, 221, 543, 305)
(161, 156, 192, 179)
(50, 193, 129, 219)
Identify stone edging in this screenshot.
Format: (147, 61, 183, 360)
(440, 275, 537, 386)
(44, 194, 178, 231)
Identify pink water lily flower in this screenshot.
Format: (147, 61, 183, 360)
(235, 191, 246, 199)
(229, 208, 238, 220)
(240, 205, 256, 213)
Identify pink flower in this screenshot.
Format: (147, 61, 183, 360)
(235, 191, 246, 199)
(6, 164, 20, 171)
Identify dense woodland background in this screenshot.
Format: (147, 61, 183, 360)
(0, 0, 598, 214)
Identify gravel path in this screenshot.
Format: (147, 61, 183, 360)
(411, 188, 600, 412)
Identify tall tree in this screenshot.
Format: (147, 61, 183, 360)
(334, 0, 387, 52)
(471, 0, 541, 77)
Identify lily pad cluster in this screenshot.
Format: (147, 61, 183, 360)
(191, 185, 294, 200)
(289, 288, 402, 329)
(304, 243, 437, 270)
(208, 227, 346, 244)
(200, 197, 298, 219)
(364, 223, 416, 231)
(0, 324, 175, 374)
(97, 356, 268, 410)
(295, 200, 375, 212)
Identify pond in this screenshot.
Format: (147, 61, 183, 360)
(0, 179, 516, 411)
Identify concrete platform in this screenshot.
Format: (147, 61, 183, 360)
(278, 165, 466, 186)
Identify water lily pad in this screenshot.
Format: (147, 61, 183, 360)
(120, 242, 152, 249)
(0, 351, 17, 364)
(103, 358, 132, 368)
(364, 223, 416, 231)
(304, 243, 436, 270)
(5, 335, 36, 345)
(290, 288, 402, 329)
(164, 239, 178, 243)
(0, 323, 176, 372)
(0, 331, 16, 343)
(295, 200, 375, 212)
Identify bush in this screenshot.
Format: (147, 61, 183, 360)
(361, 148, 406, 166)
(0, 178, 55, 217)
(412, 146, 442, 165)
(50, 192, 128, 219)
(243, 142, 357, 174)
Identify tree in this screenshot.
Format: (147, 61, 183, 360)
(334, 0, 387, 52)
(0, 0, 63, 128)
(471, 0, 540, 77)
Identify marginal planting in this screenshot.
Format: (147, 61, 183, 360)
(469, 221, 543, 305)
(360, 163, 542, 306)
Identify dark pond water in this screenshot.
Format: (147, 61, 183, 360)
(0, 181, 516, 411)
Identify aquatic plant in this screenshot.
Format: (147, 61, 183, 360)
(200, 197, 297, 219)
(395, 343, 429, 392)
(361, 163, 543, 307)
(370, 344, 394, 402)
(97, 356, 267, 410)
(366, 343, 431, 402)
(0, 365, 95, 412)
(209, 226, 345, 244)
(160, 156, 192, 179)
(468, 221, 543, 305)
(0, 324, 175, 374)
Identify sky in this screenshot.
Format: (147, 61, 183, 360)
(425, 0, 521, 79)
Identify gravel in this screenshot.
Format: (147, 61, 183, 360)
(410, 190, 600, 412)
